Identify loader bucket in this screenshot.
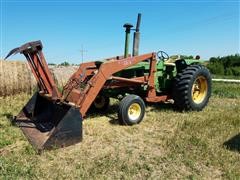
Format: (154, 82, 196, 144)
(14, 92, 82, 151)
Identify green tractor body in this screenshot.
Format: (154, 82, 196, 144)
(103, 56, 204, 99)
(119, 58, 202, 91)
(97, 13, 211, 116)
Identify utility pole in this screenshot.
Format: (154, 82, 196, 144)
(80, 45, 87, 64)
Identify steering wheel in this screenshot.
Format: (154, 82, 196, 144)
(157, 51, 169, 61)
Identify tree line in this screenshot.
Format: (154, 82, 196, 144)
(48, 54, 240, 76)
(207, 54, 240, 76)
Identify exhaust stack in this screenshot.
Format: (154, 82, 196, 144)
(132, 13, 141, 56)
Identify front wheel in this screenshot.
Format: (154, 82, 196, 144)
(118, 95, 145, 125)
(173, 65, 212, 111)
(92, 95, 110, 111)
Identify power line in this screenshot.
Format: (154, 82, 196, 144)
(79, 45, 87, 64)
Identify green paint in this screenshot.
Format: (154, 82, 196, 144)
(105, 58, 202, 98)
(124, 29, 131, 58)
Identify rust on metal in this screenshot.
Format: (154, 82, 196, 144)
(14, 92, 82, 150)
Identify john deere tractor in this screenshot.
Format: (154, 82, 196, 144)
(6, 13, 211, 150)
(96, 13, 212, 123)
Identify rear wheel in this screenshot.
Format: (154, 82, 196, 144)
(173, 65, 211, 111)
(192, 75, 208, 104)
(118, 95, 145, 125)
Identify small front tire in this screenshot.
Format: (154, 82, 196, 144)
(92, 95, 110, 111)
(118, 95, 145, 125)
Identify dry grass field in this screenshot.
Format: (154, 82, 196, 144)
(0, 60, 78, 96)
(0, 82, 240, 179)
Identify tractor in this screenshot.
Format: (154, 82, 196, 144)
(5, 14, 211, 151)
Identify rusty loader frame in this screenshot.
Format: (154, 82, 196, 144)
(5, 40, 168, 150)
(64, 51, 168, 117)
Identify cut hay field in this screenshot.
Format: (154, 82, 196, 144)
(0, 60, 78, 96)
(0, 82, 240, 179)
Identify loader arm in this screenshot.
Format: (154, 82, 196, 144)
(65, 53, 156, 116)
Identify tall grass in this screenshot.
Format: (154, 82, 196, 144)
(212, 74, 240, 80)
(212, 82, 240, 98)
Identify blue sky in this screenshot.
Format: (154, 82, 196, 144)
(0, 0, 239, 64)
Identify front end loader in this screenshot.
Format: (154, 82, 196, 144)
(5, 14, 212, 151)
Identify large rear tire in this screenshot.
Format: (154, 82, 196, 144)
(118, 95, 145, 125)
(173, 65, 211, 111)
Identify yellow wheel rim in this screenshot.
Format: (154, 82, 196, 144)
(192, 76, 208, 104)
(128, 103, 141, 121)
(94, 96, 105, 109)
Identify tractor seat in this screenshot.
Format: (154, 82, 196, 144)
(164, 62, 175, 66)
(164, 58, 177, 66)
